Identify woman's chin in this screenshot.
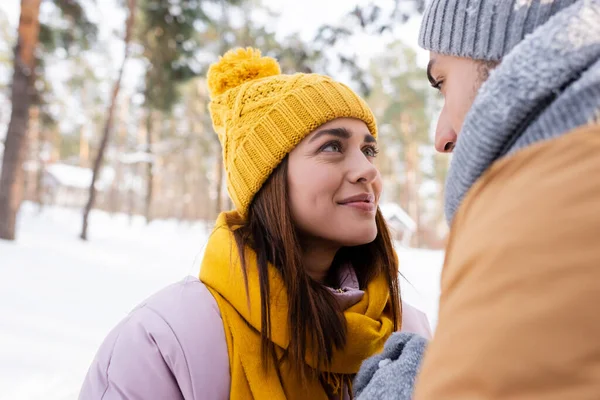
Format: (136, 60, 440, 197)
(333, 224, 378, 247)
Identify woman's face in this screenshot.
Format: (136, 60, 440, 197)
(287, 117, 382, 247)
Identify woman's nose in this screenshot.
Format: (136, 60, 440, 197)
(349, 153, 379, 184)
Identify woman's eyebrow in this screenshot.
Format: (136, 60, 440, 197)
(364, 134, 376, 144)
(309, 127, 351, 143)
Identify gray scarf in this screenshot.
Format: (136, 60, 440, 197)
(445, 0, 600, 223)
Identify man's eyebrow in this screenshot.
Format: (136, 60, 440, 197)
(427, 59, 437, 86)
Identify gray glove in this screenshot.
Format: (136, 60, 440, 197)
(353, 332, 428, 400)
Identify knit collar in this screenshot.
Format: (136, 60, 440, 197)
(445, 0, 600, 223)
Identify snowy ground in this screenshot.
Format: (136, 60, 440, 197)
(0, 203, 443, 400)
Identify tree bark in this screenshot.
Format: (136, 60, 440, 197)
(401, 113, 421, 247)
(0, 0, 41, 241)
(144, 110, 154, 223)
(109, 95, 129, 215)
(80, 0, 136, 240)
(31, 106, 46, 210)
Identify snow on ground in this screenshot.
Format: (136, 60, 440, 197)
(0, 202, 442, 400)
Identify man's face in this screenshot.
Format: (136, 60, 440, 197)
(427, 52, 492, 153)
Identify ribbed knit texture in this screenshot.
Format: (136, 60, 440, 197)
(445, 0, 600, 222)
(207, 48, 377, 217)
(353, 332, 427, 400)
(419, 0, 579, 61)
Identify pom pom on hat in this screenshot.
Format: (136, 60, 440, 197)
(207, 47, 281, 99)
(206, 47, 377, 217)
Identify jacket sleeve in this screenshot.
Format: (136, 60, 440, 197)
(79, 308, 185, 400)
(414, 126, 600, 399)
(79, 279, 230, 400)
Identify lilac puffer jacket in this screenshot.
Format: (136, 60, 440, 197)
(79, 276, 431, 399)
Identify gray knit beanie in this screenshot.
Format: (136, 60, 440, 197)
(419, 0, 580, 61)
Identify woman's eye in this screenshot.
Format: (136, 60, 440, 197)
(321, 142, 342, 153)
(363, 146, 379, 157)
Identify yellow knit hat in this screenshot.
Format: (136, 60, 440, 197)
(207, 47, 377, 217)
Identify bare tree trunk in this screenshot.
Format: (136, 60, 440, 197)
(144, 110, 154, 223)
(110, 95, 129, 215)
(0, 0, 41, 241)
(81, 0, 136, 240)
(25, 105, 39, 203)
(182, 157, 190, 222)
(127, 165, 136, 225)
(401, 114, 421, 247)
(32, 106, 46, 210)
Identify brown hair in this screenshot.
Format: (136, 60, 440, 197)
(225, 157, 400, 381)
(477, 60, 499, 83)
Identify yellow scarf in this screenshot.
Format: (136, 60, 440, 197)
(200, 212, 394, 399)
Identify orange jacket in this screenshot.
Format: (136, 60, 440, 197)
(414, 124, 600, 399)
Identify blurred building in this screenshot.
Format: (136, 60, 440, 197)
(379, 202, 416, 247)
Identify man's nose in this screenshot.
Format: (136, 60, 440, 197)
(435, 129, 457, 153)
(435, 110, 457, 153)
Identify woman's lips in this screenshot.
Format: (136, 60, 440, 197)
(337, 193, 377, 213)
(340, 201, 376, 213)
